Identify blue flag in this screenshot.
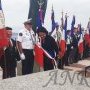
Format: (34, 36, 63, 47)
(71, 15, 75, 36)
(51, 6, 56, 33)
(63, 14, 67, 40)
(0, 0, 2, 10)
(78, 24, 82, 34)
(36, 7, 43, 29)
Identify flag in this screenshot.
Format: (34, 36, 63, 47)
(0, 0, 8, 59)
(28, 0, 48, 32)
(61, 11, 64, 29)
(84, 21, 90, 48)
(36, 7, 43, 28)
(0, 0, 5, 28)
(51, 6, 56, 33)
(34, 36, 57, 68)
(87, 19, 90, 34)
(58, 12, 66, 58)
(0, 0, 8, 49)
(71, 15, 75, 37)
(59, 29, 66, 58)
(78, 24, 84, 54)
(63, 14, 67, 40)
(34, 43, 44, 67)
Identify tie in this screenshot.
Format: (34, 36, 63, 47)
(9, 40, 13, 47)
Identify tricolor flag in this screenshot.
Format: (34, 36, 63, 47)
(0, 0, 5, 28)
(58, 13, 67, 58)
(87, 19, 90, 47)
(0, 0, 8, 59)
(34, 37, 57, 68)
(84, 30, 90, 47)
(34, 41, 44, 67)
(78, 24, 84, 54)
(59, 29, 66, 58)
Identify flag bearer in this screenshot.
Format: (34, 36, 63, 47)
(37, 27, 58, 71)
(0, 27, 18, 79)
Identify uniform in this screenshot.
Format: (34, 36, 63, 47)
(0, 39, 18, 79)
(51, 28, 62, 43)
(72, 33, 80, 63)
(66, 34, 72, 64)
(17, 28, 35, 75)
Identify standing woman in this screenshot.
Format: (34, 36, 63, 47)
(37, 27, 58, 71)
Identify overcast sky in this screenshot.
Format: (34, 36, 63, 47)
(2, 0, 90, 32)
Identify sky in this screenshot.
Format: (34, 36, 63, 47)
(2, 0, 90, 32)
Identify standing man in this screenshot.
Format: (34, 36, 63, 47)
(17, 19, 35, 75)
(72, 27, 80, 63)
(37, 27, 58, 71)
(51, 22, 62, 43)
(0, 27, 17, 79)
(66, 30, 72, 64)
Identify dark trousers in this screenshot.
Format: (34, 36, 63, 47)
(65, 45, 71, 65)
(83, 45, 90, 58)
(22, 49, 34, 75)
(71, 47, 78, 63)
(44, 55, 54, 71)
(2, 67, 16, 79)
(58, 53, 66, 69)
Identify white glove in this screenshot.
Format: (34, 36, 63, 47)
(20, 53, 25, 60)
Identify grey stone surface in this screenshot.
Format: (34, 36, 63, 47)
(0, 69, 90, 90)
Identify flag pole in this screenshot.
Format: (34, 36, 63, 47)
(0, 0, 7, 79)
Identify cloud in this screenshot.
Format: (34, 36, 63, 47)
(1, 0, 90, 32)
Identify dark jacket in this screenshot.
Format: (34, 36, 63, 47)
(42, 35, 58, 58)
(0, 39, 20, 69)
(71, 34, 80, 48)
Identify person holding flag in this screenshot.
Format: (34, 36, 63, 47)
(0, 27, 19, 79)
(0, 0, 8, 59)
(57, 12, 67, 69)
(36, 26, 58, 71)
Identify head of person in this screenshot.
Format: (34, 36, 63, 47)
(5, 27, 12, 39)
(74, 27, 78, 34)
(55, 22, 59, 30)
(24, 19, 32, 31)
(67, 30, 71, 36)
(37, 26, 48, 40)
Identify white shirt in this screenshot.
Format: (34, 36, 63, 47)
(51, 28, 62, 42)
(66, 35, 72, 44)
(17, 28, 35, 49)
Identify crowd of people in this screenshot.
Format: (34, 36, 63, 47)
(0, 19, 90, 79)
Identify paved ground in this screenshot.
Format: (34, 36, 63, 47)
(64, 57, 90, 77)
(0, 57, 90, 80)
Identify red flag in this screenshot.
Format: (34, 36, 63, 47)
(34, 42, 44, 67)
(0, 1, 8, 48)
(0, 29, 8, 48)
(59, 30, 66, 58)
(84, 31, 90, 47)
(78, 34, 84, 54)
(0, 48, 4, 59)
